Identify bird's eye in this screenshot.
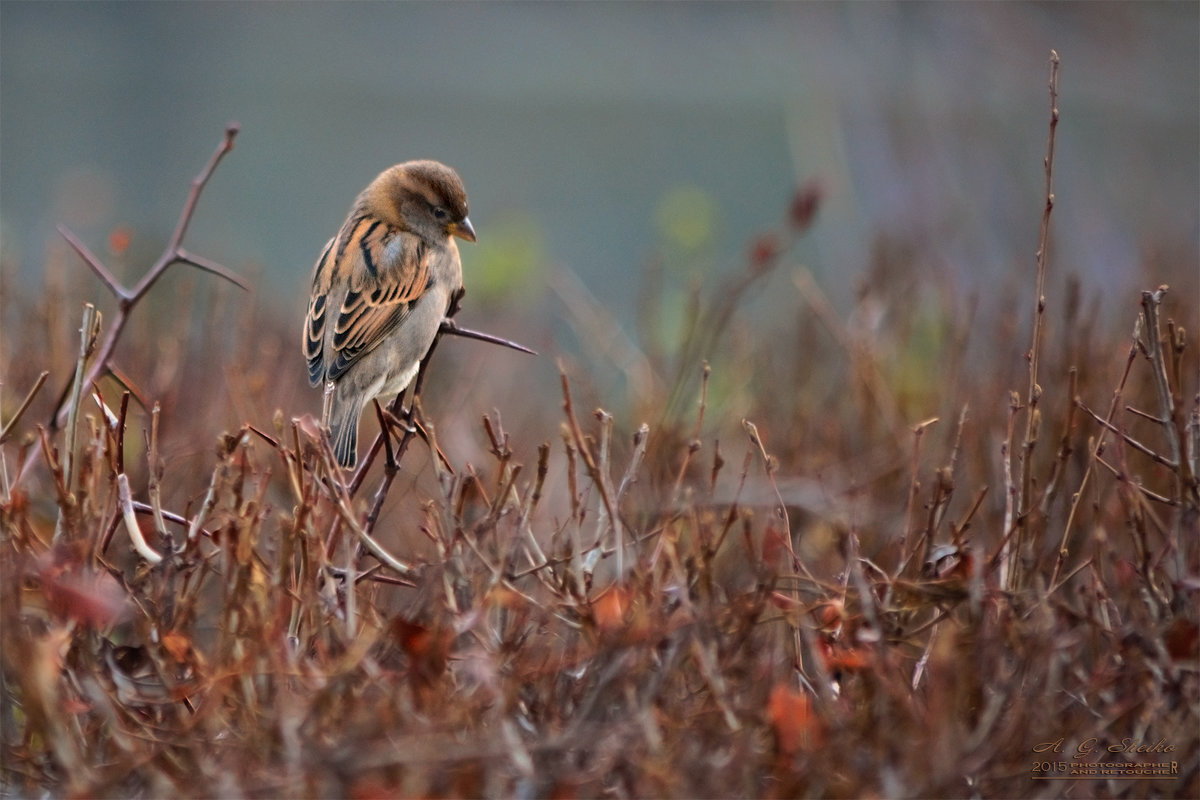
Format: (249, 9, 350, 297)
(431, 206, 449, 221)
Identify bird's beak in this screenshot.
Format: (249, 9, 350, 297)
(449, 217, 476, 243)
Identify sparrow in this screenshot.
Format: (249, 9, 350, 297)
(303, 160, 474, 468)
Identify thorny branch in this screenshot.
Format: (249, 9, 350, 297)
(49, 124, 247, 434)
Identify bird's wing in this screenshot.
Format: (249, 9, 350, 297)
(304, 215, 431, 385)
(304, 237, 336, 386)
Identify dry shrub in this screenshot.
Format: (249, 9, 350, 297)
(2, 72, 1198, 798)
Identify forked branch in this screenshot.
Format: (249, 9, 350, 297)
(49, 124, 247, 430)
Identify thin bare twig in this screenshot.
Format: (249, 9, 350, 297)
(559, 368, 624, 582)
(1010, 50, 1060, 592)
(670, 362, 710, 507)
(897, 416, 938, 579)
(1052, 322, 1140, 586)
(54, 304, 102, 544)
(1077, 399, 1177, 469)
(998, 391, 1020, 587)
(1041, 367, 1079, 515)
(1023, 50, 1061, 488)
(1138, 287, 1184, 503)
(611, 422, 650, 576)
(439, 318, 537, 356)
(0, 370, 49, 443)
(117, 473, 163, 565)
(143, 403, 170, 544)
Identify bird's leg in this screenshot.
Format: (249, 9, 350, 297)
(371, 400, 398, 473)
(321, 380, 335, 430)
(349, 325, 446, 496)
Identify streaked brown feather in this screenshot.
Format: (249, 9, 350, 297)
(305, 213, 433, 385)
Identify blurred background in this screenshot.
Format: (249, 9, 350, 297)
(3, 8, 1197, 793)
(2, 1, 1197, 443)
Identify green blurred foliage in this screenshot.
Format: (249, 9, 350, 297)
(643, 185, 720, 361)
(467, 210, 546, 305)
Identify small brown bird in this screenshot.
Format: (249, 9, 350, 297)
(303, 160, 474, 468)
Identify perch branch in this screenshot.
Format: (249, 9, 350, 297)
(439, 319, 537, 356)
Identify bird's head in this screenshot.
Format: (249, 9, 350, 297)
(368, 160, 476, 244)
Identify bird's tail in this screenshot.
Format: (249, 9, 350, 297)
(327, 396, 363, 469)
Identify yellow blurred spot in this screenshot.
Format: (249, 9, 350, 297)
(655, 185, 718, 253)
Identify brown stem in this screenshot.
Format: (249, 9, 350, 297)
(1011, 50, 1060, 592)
